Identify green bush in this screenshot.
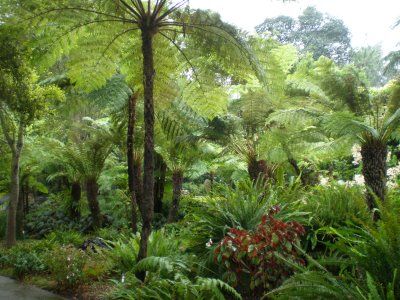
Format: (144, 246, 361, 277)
(2, 242, 47, 280)
(46, 245, 87, 290)
(184, 179, 307, 260)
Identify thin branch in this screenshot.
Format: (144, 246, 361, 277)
(151, 0, 167, 23)
(131, 0, 146, 17)
(119, 0, 142, 20)
(155, 0, 188, 24)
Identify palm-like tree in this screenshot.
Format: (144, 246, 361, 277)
(19, 0, 261, 271)
(324, 108, 400, 218)
(53, 121, 113, 228)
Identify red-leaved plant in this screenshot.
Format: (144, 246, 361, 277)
(214, 206, 305, 297)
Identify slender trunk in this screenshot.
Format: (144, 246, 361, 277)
(5, 123, 23, 248)
(137, 28, 155, 280)
(70, 181, 81, 220)
(361, 140, 387, 221)
(16, 182, 24, 238)
(6, 151, 21, 247)
(168, 170, 184, 223)
(24, 182, 29, 215)
(154, 153, 167, 214)
(127, 93, 139, 233)
(86, 178, 102, 229)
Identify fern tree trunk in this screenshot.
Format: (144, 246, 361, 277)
(361, 139, 387, 220)
(154, 153, 167, 214)
(86, 178, 102, 229)
(70, 181, 81, 220)
(168, 169, 184, 223)
(6, 125, 23, 248)
(248, 156, 272, 183)
(127, 93, 139, 233)
(137, 27, 155, 279)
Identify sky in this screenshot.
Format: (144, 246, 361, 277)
(188, 0, 400, 54)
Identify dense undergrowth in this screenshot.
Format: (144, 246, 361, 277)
(1, 179, 400, 299)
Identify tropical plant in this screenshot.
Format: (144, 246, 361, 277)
(214, 209, 305, 298)
(324, 108, 400, 218)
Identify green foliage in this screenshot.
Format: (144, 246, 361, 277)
(3, 243, 46, 280)
(184, 179, 307, 260)
(267, 270, 363, 300)
(109, 230, 184, 274)
(25, 195, 86, 237)
(110, 256, 241, 300)
(304, 184, 371, 229)
(0, 240, 54, 280)
(45, 230, 85, 247)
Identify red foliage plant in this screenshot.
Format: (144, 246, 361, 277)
(214, 206, 305, 294)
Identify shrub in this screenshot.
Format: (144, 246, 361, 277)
(214, 207, 305, 297)
(184, 179, 307, 260)
(10, 251, 45, 280)
(2, 242, 47, 280)
(82, 251, 112, 281)
(25, 196, 82, 237)
(47, 245, 87, 290)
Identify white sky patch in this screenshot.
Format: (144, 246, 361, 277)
(188, 0, 400, 54)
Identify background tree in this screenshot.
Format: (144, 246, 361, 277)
(256, 6, 352, 64)
(352, 45, 385, 87)
(0, 27, 63, 246)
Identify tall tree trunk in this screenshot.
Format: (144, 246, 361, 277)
(168, 170, 184, 223)
(86, 178, 102, 229)
(70, 181, 81, 220)
(361, 140, 387, 221)
(127, 93, 139, 233)
(137, 28, 155, 280)
(154, 153, 167, 214)
(6, 150, 21, 247)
